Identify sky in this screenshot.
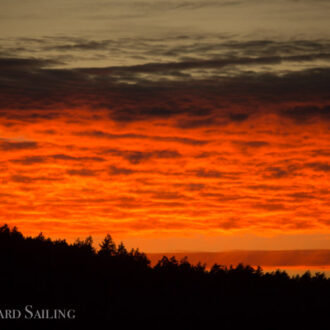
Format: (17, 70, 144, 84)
(0, 0, 329, 254)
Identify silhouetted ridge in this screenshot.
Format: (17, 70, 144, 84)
(0, 224, 329, 329)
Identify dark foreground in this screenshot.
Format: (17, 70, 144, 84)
(0, 225, 329, 329)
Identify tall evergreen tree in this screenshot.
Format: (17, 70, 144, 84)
(98, 234, 116, 256)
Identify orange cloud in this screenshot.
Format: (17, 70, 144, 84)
(0, 103, 329, 250)
(0, 44, 329, 252)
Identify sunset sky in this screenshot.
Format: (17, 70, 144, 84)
(0, 0, 329, 254)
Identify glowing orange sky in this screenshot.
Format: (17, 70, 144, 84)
(0, 0, 329, 253)
(0, 99, 329, 251)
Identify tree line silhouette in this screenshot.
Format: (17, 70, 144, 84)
(0, 224, 329, 329)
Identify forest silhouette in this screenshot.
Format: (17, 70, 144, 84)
(0, 224, 329, 329)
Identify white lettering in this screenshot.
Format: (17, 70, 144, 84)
(24, 305, 33, 319)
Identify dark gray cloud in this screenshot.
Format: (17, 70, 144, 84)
(175, 117, 217, 129)
(308, 149, 330, 157)
(222, 39, 330, 57)
(80, 52, 330, 76)
(109, 106, 185, 122)
(217, 218, 242, 230)
(109, 165, 136, 175)
(234, 140, 269, 149)
(66, 169, 98, 176)
(306, 162, 330, 172)
(281, 105, 330, 122)
(11, 155, 46, 165)
(151, 191, 186, 200)
(1, 38, 330, 126)
(127, 150, 181, 164)
(200, 192, 242, 202)
(11, 154, 105, 165)
(75, 130, 208, 146)
(37, 129, 57, 135)
(10, 35, 326, 71)
(264, 166, 290, 179)
(0, 63, 328, 118)
(47, 40, 113, 51)
(253, 202, 287, 211)
(3, 34, 330, 66)
(176, 183, 206, 191)
(103, 148, 181, 164)
(263, 165, 300, 179)
(191, 168, 224, 178)
(229, 113, 250, 122)
(287, 192, 316, 200)
(51, 154, 105, 162)
(0, 111, 61, 122)
(10, 174, 61, 183)
(244, 141, 269, 148)
(0, 57, 61, 70)
(0, 140, 38, 151)
(246, 184, 282, 191)
(10, 175, 33, 184)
